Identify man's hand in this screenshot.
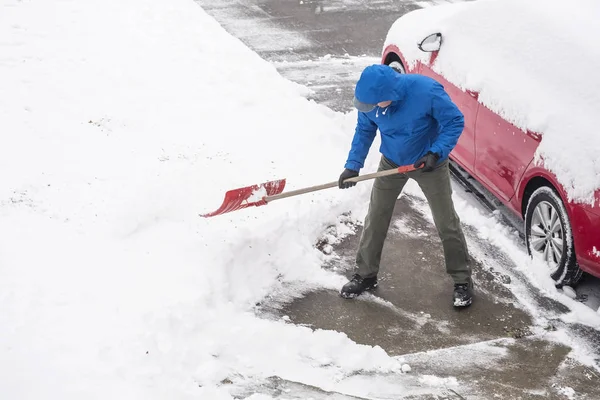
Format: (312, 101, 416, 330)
(338, 169, 359, 189)
(414, 151, 440, 172)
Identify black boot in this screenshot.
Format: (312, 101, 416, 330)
(340, 274, 378, 299)
(453, 282, 473, 307)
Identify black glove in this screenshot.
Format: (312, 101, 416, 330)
(338, 168, 359, 189)
(414, 151, 440, 172)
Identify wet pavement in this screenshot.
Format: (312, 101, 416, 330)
(272, 193, 600, 398)
(281, 195, 534, 357)
(197, 0, 600, 398)
(196, 0, 423, 111)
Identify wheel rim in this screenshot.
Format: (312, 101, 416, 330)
(389, 60, 405, 74)
(530, 200, 564, 273)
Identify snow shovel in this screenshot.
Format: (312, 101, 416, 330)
(200, 164, 417, 218)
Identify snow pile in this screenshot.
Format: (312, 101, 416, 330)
(0, 0, 396, 398)
(384, 0, 600, 205)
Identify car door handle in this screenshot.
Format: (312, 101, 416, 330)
(466, 90, 479, 100)
(526, 129, 542, 142)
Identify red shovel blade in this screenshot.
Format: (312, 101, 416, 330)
(200, 179, 287, 218)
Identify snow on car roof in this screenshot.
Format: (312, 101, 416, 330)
(384, 0, 600, 206)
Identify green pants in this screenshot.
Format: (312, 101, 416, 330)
(356, 156, 471, 284)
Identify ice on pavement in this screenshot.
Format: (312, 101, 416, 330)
(385, 0, 600, 205)
(556, 386, 577, 400)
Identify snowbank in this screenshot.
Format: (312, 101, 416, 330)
(0, 0, 395, 398)
(384, 0, 600, 205)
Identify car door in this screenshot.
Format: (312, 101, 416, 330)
(474, 105, 541, 202)
(418, 66, 477, 174)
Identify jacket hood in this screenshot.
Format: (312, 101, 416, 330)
(354, 64, 407, 105)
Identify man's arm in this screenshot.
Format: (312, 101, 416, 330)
(344, 112, 378, 171)
(428, 82, 465, 159)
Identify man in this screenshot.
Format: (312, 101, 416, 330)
(338, 64, 472, 307)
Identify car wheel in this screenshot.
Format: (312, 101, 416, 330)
(388, 60, 405, 74)
(525, 186, 582, 286)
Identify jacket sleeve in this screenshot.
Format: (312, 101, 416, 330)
(429, 82, 465, 160)
(344, 112, 378, 171)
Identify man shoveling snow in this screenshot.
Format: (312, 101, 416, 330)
(338, 64, 473, 307)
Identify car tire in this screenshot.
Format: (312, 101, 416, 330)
(388, 59, 405, 74)
(524, 186, 582, 286)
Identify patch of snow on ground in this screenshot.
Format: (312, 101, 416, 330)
(392, 215, 429, 237)
(418, 375, 459, 387)
(556, 385, 576, 399)
(401, 337, 513, 384)
(273, 55, 381, 87)
(361, 293, 452, 333)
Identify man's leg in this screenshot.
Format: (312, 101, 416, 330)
(355, 156, 408, 278)
(410, 160, 471, 285)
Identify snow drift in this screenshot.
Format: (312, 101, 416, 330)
(0, 0, 399, 398)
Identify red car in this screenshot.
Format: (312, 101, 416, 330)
(380, 4, 600, 286)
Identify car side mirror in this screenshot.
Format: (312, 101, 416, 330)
(418, 33, 442, 52)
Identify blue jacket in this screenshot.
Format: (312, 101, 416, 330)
(345, 64, 465, 171)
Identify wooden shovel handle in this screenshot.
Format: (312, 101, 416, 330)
(265, 164, 417, 203)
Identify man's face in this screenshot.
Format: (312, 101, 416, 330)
(377, 100, 392, 107)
